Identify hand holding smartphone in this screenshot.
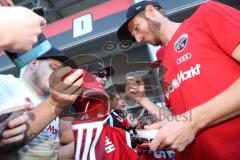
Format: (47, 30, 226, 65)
(5, 7, 50, 68)
(0, 104, 30, 135)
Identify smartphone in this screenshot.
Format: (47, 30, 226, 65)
(5, 33, 52, 68)
(32, 7, 45, 18)
(5, 7, 51, 68)
(0, 105, 28, 134)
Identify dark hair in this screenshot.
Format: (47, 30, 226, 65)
(106, 84, 125, 100)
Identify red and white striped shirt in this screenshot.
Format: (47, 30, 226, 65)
(72, 116, 141, 160)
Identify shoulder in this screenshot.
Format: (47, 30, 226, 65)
(0, 74, 16, 81)
(0, 75, 19, 107)
(0, 74, 21, 96)
(0, 74, 19, 88)
(188, 1, 238, 28)
(195, 1, 239, 17)
(200, 1, 234, 10)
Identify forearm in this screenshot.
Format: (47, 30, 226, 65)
(58, 142, 74, 160)
(137, 98, 171, 120)
(191, 77, 240, 131)
(59, 119, 74, 144)
(25, 98, 63, 141)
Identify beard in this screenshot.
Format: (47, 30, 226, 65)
(145, 17, 162, 46)
(32, 71, 50, 97)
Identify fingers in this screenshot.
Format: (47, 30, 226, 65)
(149, 132, 172, 151)
(138, 78, 145, 85)
(59, 69, 83, 94)
(0, 0, 13, 6)
(39, 16, 46, 26)
(170, 143, 183, 152)
(25, 104, 34, 111)
(0, 1, 7, 6)
(69, 86, 84, 102)
(7, 113, 29, 129)
(0, 0, 14, 6)
(0, 6, 46, 52)
(125, 81, 138, 95)
(144, 121, 165, 130)
(0, 113, 28, 145)
(148, 131, 165, 151)
(158, 138, 172, 150)
(126, 83, 138, 90)
(63, 69, 83, 86)
(8, 0, 14, 6)
(1, 134, 25, 144)
(170, 143, 187, 152)
(126, 77, 143, 84)
(29, 9, 46, 27)
(2, 123, 27, 138)
(148, 120, 195, 152)
(169, 134, 194, 152)
(51, 67, 72, 82)
(127, 77, 144, 86)
(177, 146, 185, 152)
(49, 68, 85, 107)
(30, 8, 46, 26)
(65, 76, 84, 95)
(125, 87, 138, 94)
(126, 78, 139, 87)
(125, 77, 145, 94)
(144, 121, 168, 151)
(50, 67, 71, 89)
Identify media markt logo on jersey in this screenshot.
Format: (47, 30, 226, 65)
(174, 34, 188, 53)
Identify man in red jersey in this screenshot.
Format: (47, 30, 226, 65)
(118, 1, 240, 159)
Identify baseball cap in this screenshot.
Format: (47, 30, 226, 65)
(117, 1, 162, 42)
(36, 47, 76, 67)
(80, 62, 115, 77)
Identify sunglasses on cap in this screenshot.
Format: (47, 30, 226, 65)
(92, 71, 108, 78)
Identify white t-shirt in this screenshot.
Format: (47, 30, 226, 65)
(0, 74, 59, 160)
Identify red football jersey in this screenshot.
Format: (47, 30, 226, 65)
(161, 1, 240, 160)
(72, 117, 141, 160)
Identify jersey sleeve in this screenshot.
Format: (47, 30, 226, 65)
(200, 1, 240, 56)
